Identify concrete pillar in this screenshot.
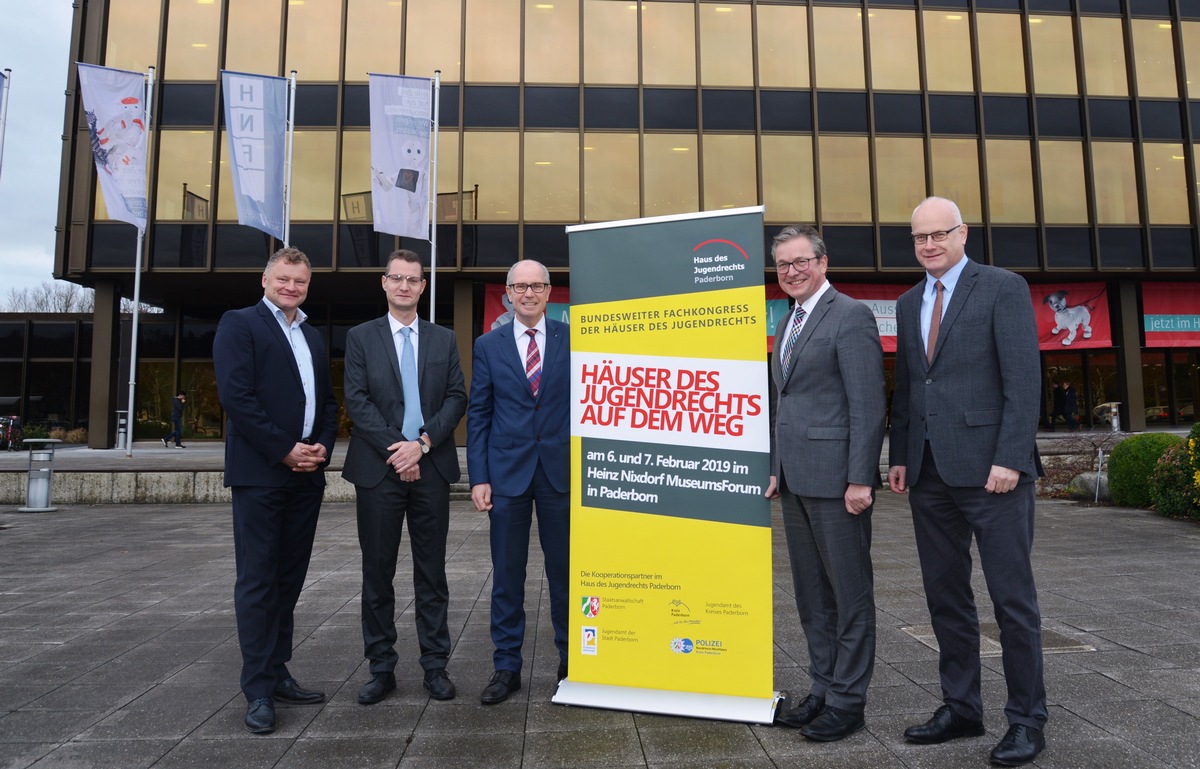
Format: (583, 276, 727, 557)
(87, 280, 122, 449)
(454, 277, 474, 447)
(1116, 279, 1146, 432)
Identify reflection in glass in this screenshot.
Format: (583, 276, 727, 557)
(584, 0, 638, 84)
(292, 132, 337, 220)
(463, 132, 520, 220)
(761, 135, 814, 223)
(1183, 22, 1200, 98)
(819, 136, 871, 223)
(156, 132, 214, 220)
(526, 0, 579, 84)
(977, 13, 1027, 93)
(931, 138, 982, 222)
(1091, 142, 1139, 224)
(702, 134, 756, 211)
(1131, 20, 1179, 99)
(340, 131, 372, 222)
(700, 3, 752, 87)
(407, 0, 462, 81)
(466, 0, 521, 83)
(1081, 17, 1129, 97)
(644, 134, 699, 217)
(106, 0, 162, 71)
(644, 2, 696, 86)
(870, 10, 920, 91)
(524, 132, 580, 221)
(1029, 15, 1078, 95)
(813, 6, 865, 90)
(875, 138, 926, 223)
(285, 0, 341, 81)
(164, 0, 220, 80)
(924, 11, 974, 92)
(226, 0, 282, 75)
(1143, 143, 1189, 224)
(985, 139, 1035, 223)
(583, 133, 639, 221)
(757, 5, 809, 89)
(346, 0, 404, 81)
(1039, 140, 1089, 223)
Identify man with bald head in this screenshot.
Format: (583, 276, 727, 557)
(887, 197, 1046, 766)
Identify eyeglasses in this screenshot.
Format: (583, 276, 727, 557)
(911, 224, 962, 245)
(508, 282, 549, 294)
(776, 256, 823, 274)
(384, 274, 424, 286)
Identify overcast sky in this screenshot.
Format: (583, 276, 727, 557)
(0, 1, 74, 294)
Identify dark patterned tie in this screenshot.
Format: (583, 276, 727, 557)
(525, 329, 541, 397)
(927, 279, 944, 364)
(780, 306, 806, 376)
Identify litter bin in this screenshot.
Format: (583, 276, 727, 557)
(19, 438, 63, 513)
(115, 410, 128, 450)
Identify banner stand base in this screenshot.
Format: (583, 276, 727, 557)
(552, 680, 780, 724)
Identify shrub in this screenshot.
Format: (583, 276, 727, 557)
(1149, 423, 1200, 520)
(22, 424, 50, 440)
(1107, 432, 1184, 508)
(65, 427, 88, 444)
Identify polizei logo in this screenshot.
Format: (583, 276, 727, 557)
(670, 637, 694, 654)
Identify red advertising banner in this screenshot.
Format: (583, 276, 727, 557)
(1028, 282, 1112, 350)
(484, 283, 571, 330)
(1143, 283, 1200, 348)
(836, 283, 906, 353)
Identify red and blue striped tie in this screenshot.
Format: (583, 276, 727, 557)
(525, 329, 541, 397)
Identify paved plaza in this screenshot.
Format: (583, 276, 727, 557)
(1, 447, 1199, 768)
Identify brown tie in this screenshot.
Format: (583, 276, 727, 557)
(926, 279, 944, 364)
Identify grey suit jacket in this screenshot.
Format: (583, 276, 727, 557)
(770, 285, 886, 499)
(341, 316, 467, 488)
(888, 259, 1042, 487)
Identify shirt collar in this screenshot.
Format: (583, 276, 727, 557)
(798, 279, 832, 317)
(514, 314, 547, 339)
(387, 313, 419, 336)
(926, 255, 970, 297)
(262, 296, 307, 326)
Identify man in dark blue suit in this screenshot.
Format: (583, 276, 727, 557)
(468, 259, 570, 705)
(213, 247, 339, 735)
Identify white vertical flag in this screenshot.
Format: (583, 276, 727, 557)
(369, 74, 432, 239)
(0, 69, 11, 182)
(221, 71, 287, 241)
(77, 63, 148, 229)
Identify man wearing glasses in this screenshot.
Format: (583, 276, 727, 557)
(888, 197, 1046, 766)
(342, 249, 467, 705)
(467, 259, 570, 704)
(766, 225, 886, 742)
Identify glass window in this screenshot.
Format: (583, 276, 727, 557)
(761, 135, 815, 223)
(874, 137, 926, 223)
(1028, 15, 1078, 95)
(156, 131, 214, 220)
(226, 0, 282, 75)
(436, 129, 460, 197)
(584, 0, 639, 84)
(1039, 140, 1089, 223)
(701, 134, 757, 212)
(1131, 19, 1179, 98)
(466, 0, 521, 82)
(977, 13, 1027, 93)
(985, 139, 1035, 223)
(463, 132, 520, 220)
(105, 0, 161, 71)
(644, 134, 699, 217)
(584, 88, 638, 128)
(1183, 22, 1200, 98)
(930, 138, 982, 221)
(583, 133, 640, 221)
(700, 3, 752, 87)
(345, 0, 404, 81)
(813, 6, 865, 89)
(526, 0, 579, 84)
(1143, 143, 1190, 224)
(756, 5, 809, 89)
(292, 132, 337, 220)
(818, 136, 871, 223)
(870, 10, 920, 91)
(524, 132, 580, 221)
(339, 131, 372, 222)
(875, 93, 924, 134)
(1091, 142, 1139, 224)
(1081, 16, 1129, 96)
(285, 0, 341, 81)
(164, 0, 221, 80)
(181, 362, 222, 439)
(407, 0, 462, 81)
(644, 2, 696, 86)
(923, 10, 975, 92)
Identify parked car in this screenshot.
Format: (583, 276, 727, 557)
(1092, 402, 1120, 424)
(1145, 405, 1170, 423)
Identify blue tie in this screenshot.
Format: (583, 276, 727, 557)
(399, 327, 424, 440)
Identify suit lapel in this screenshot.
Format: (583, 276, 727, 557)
(782, 287, 836, 385)
(929, 262, 978, 366)
(257, 301, 303, 386)
(374, 316, 404, 394)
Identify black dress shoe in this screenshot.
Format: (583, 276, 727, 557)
(244, 697, 275, 734)
(775, 693, 825, 728)
(800, 705, 865, 742)
(904, 704, 986, 744)
(989, 724, 1045, 766)
(358, 672, 397, 705)
(557, 662, 568, 682)
(273, 677, 325, 706)
(423, 668, 456, 700)
(480, 670, 521, 705)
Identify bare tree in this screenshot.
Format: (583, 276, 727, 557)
(1, 281, 161, 314)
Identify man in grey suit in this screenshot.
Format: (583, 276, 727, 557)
(888, 197, 1046, 767)
(766, 225, 886, 742)
(342, 249, 467, 704)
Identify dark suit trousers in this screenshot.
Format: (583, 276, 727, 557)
(231, 476, 323, 700)
(910, 443, 1048, 729)
(780, 483, 876, 712)
(488, 462, 570, 673)
(355, 458, 452, 674)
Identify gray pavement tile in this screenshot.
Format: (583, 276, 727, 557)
(1092, 625, 1199, 652)
(152, 737, 292, 768)
(412, 700, 528, 734)
(187, 700, 319, 740)
(0, 710, 104, 744)
(865, 684, 945, 716)
(398, 731, 524, 763)
(1164, 698, 1200, 719)
(1044, 671, 1146, 707)
(27, 739, 177, 768)
(636, 722, 769, 764)
(298, 702, 424, 739)
(1105, 668, 1200, 699)
(527, 702, 638, 733)
(522, 726, 646, 767)
(0, 685, 47, 711)
(0, 743, 55, 769)
(24, 682, 152, 713)
(1034, 738, 1174, 769)
(275, 736, 407, 769)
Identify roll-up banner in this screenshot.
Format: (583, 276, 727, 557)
(1142, 283, 1200, 348)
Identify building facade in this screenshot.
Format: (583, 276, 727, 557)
(44, 0, 1200, 447)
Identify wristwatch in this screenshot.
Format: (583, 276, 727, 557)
(418, 436, 431, 454)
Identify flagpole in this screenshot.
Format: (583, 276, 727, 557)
(428, 71, 441, 324)
(0, 69, 11, 183)
(283, 70, 296, 247)
(125, 65, 155, 457)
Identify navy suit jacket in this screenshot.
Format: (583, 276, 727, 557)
(467, 317, 570, 496)
(213, 300, 339, 488)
